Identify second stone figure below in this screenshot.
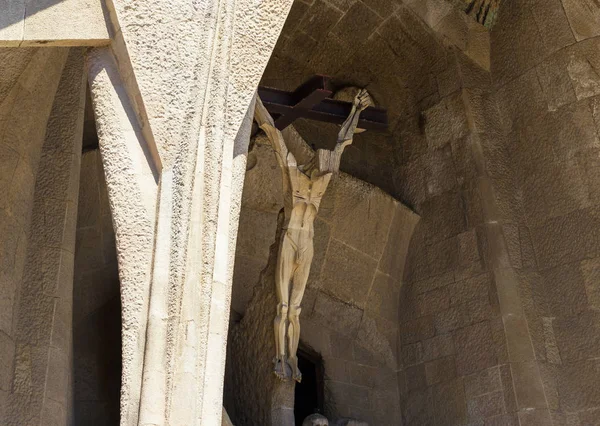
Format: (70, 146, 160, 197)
(254, 88, 372, 382)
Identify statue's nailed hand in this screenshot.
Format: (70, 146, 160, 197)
(354, 89, 372, 112)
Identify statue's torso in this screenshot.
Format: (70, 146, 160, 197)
(282, 165, 332, 245)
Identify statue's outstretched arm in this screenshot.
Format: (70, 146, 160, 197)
(254, 94, 290, 168)
(334, 89, 371, 155)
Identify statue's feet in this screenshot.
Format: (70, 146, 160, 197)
(273, 356, 289, 381)
(288, 356, 302, 383)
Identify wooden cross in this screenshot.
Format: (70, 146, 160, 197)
(257, 75, 388, 132)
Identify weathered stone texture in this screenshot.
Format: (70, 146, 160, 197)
(488, 0, 600, 422)
(227, 133, 419, 424)
(0, 48, 85, 426)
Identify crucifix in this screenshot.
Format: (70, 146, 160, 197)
(254, 76, 387, 382)
(256, 75, 388, 134)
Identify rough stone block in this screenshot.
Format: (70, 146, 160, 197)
(378, 7, 445, 79)
(422, 333, 455, 362)
(319, 239, 378, 308)
(431, 378, 467, 425)
(464, 366, 501, 399)
(495, 69, 547, 129)
(323, 356, 348, 382)
(0, 145, 19, 210)
(420, 191, 466, 246)
(437, 55, 462, 97)
(415, 287, 450, 317)
(426, 236, 460, 279)
(327, 380, 372, 409)
(554, 310, 600, 363)
(449, 273, 491, 306)
(352, 343, 383, 368)
(558, 359, 600, 411)
(490, 1, 548, 84)
(553, 101, 600, 160)
(424, 145, 458, 197)
(357, 314, 397, 368)
(425, 356, 456, 385)
(330, 333, 354, 362)
(578, 408, 600, 425)
(8, 159, 35, 229)
(349, 363, 377, 388)
(529, 0, 575, 53)
(531, 208, 600, 269)
(424, 93, 469, 149)
(522, 160, 590, 226)
(536, 51, 577, 111)
(401, 387, 434, 425)
(0, 331, 15, 391)
(535, 263, 588, 317)
(236, 209, 277, 261)
(378, 204, 420, 280)
(413, 271, 454, 295)
(15, 291, 55, 347)
(401, 342, 423, 367)
(365, 272, 400, 322)
(561, 0, 600, 41)
(0, 271, 16, 335)
(454, 322, 497, 376)
(331, 185, 396, 261)
(313, 292, 363, 338)
(401, 315, 435, 345)
(457, 229, 480, 266)
(405, 364, 427, 392)
(298, 0, 342, 37)
(330, 1, 381, 50)
(581, 257, 600, 308)
(467, 390, 505, 421)
(567, 42, 600, 100)
(241, 142, 284, 213)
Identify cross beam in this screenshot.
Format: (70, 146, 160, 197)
(257, 75, 388, 132)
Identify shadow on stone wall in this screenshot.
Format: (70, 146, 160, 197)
(225, 209, 296, 426)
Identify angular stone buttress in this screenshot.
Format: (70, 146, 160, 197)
(86, 1, 294, 425)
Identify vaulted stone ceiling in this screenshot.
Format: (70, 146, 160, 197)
(260, 0, 490, 208)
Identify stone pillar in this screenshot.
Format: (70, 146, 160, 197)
(0, 47, 77, 425)
(2, 48, 86, 425)
(87, 0, 294, 424)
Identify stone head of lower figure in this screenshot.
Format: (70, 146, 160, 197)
(302, 413, 329, 426)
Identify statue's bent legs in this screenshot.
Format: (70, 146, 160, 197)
(287, 243, 314, 383)
(274, 234, 294, 380)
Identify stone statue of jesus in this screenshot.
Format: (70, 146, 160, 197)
(254, 89, 371, 382)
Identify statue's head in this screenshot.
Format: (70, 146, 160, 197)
(302, 413, 329, 426)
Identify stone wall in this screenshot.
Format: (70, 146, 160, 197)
(395, 48, 519, 425)
(72, 149, 121, 425)
(227, 135, 419, 425)
(491, 1, 600, 424)
(0, 47, 86, 425)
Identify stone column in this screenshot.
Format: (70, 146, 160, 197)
(3, 48, 86, 425)
(87, 0, 294, 424)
